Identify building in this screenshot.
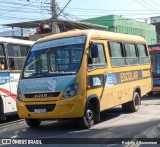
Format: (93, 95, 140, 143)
(83, 15, 156, 44)
(1, 19, 108, 41)
(151, 16, 160, 43)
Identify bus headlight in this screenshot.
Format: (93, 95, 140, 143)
(63, 83, 79, 99)
(17, 88, 22, 101)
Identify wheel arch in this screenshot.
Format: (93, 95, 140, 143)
(133, 86, 141, 98)
(133, 86, 141, 104)
(85, 94, 100, 121)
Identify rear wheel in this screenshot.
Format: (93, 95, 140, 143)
(25, 119, 41, 128)
(122, 92, 140, 112)
(80, 103, 94, 129)
(122, 103, 129, 112)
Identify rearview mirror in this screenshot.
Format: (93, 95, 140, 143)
(90, 43, 98, 58)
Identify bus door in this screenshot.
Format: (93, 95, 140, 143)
(87, 40, 108, 110)
(101, 41, 126, 109)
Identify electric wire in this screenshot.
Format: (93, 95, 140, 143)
(0, 0, 42, 17)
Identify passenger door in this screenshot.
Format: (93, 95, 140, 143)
(87, 40, 108, 110)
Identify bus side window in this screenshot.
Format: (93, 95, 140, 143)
(10, 58, 15, 70)
(108, 41, 126, 67)
(150, 54, 156, 72)
(124, 43, 138, 66)
(7, 44, 29, 70)
(88, 43, 107, 70)
(137, 44, 149, 65)
(0, 59, 5, 70)
(0, 44, 7, 70)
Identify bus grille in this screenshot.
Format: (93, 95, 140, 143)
(25, 92, 60, 98)
(26, 104, 56, 112)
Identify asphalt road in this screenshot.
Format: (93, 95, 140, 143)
(0, 94, 160, 146)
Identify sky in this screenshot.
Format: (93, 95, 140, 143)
(0, 0, 160, 32)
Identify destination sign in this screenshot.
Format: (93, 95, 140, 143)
(149, 46, 160, 51)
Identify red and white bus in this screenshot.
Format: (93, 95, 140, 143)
(0, 37, 34, 120)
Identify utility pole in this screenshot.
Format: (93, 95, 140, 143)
(51, 0, 57, 34)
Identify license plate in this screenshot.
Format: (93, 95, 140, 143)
(34, 109, 46, 114)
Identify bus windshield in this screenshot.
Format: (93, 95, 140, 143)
(23, 36, 86, 78)
(150, 53, 160, 74)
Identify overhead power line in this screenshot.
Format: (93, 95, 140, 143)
(134, 0, 159, 13)
(57, 0, 72, 17)
(0, 4, 42, 10)
(64, 7, 160, 12)
(0, 0, 43, 5)
(141, 0, 160, 13)
(62, 9, 160, 15)
(150, 0, 160, 8)
(0, 1, 41, 8)
(0, 8, 42, 14)
(0, 0, 41, 17)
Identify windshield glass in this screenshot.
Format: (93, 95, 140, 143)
(23, 36, 86, 78)
(150, 53, 160, 74)
(157, 55, 160, 74)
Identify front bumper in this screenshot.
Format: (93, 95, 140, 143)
(16, 95, 85, 119)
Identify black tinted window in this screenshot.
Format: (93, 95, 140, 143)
(7, 44, 30, 70)
(109, 42, 126, 67)
(20, 46, 29, 56)
(124, 43, 138, 65)
(0, 44, 4, 56)
(137, 44, 149, 64)
(88, 43, 107, 70)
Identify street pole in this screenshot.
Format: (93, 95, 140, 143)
(51, 0, 57, 34)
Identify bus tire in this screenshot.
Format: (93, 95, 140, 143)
(122, 92, 140, 112)
(0, 97, 5, 120)
(122, 103, 129, 112)
(129, 92, 141, 112)
(25, 119, 41, 128)
(80, 103, 94, 129)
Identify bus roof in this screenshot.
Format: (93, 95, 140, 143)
(37, 29, 146, 44)
(0, 37, 35, 45)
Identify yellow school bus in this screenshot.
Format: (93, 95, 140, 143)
(16, 29, 152, 129)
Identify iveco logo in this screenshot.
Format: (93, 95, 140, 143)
(33, 94, 48, 98)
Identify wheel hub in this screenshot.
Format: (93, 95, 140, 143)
(87, 109, 93, 121)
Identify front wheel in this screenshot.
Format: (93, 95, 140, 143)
(25, 119, 41, 128)
(80, 103, 94, 129)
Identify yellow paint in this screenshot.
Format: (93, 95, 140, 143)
(17, 29, 152, 120)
